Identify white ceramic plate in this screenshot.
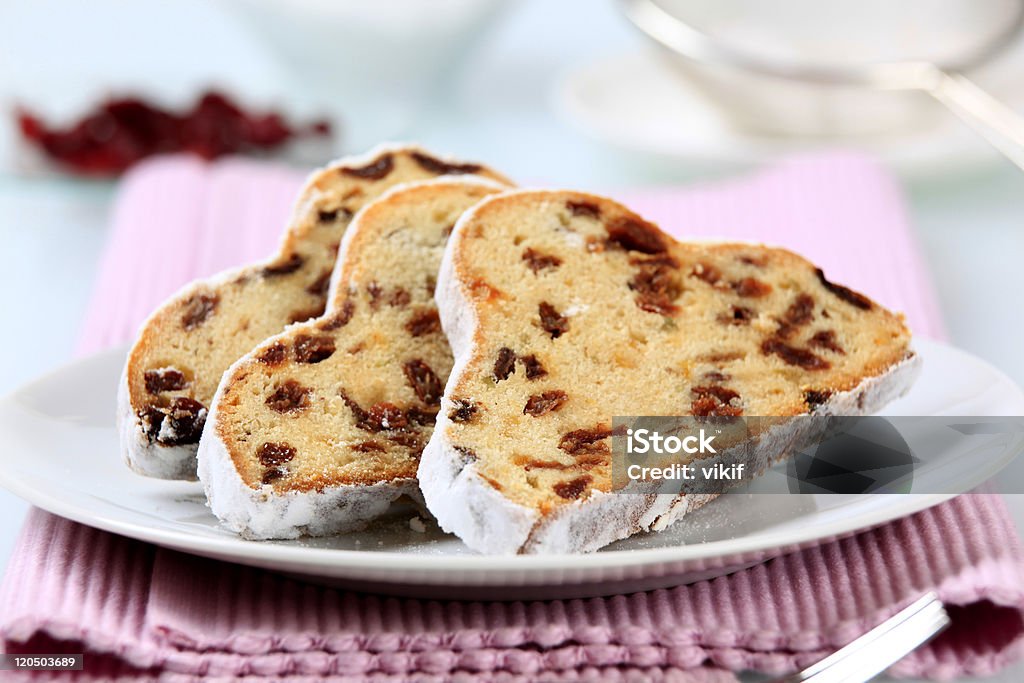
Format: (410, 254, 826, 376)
(556, 50, 1024, 180)
(0, 339, 1022, 599)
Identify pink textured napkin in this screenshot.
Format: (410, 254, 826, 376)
(3, 152, 1021, 681)
(74, 152, 945, 355)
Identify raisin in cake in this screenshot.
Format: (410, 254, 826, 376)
(197, 177, 509, 539)
(119, 144, 510, 480)
(419, 190, 920, 554)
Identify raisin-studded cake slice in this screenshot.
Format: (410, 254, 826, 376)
(197, 177, 509, 539)
(119, 145, 510, 480)
(420, 190, 920, 554)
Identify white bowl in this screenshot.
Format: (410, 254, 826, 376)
(217, 0, 509, 147)
(634, 0, 1019, 137)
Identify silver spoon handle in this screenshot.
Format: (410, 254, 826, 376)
(772, 592, 949, 683)
(925, 67, 1024, 172)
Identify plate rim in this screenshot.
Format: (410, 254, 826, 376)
(0, 337, 1016, 578)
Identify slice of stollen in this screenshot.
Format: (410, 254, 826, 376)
(119, 144, 510, 480)
(197, 177, 510, 539)
(419, 190, 920, 554)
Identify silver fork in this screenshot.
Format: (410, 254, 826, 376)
(772, 592, 950, 683)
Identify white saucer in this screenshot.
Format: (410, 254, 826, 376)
(556, 50, 1023, 179)
(0, 339, 1021, 599)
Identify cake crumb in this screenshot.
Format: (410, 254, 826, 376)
(408, 516, 427, 533)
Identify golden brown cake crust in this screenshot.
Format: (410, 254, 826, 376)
(119, 145, 510, 480)
(419, 190, 917, 554)
(197, 177, 510, 539)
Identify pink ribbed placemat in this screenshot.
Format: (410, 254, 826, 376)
(75, 151, 944, 355)
(3, 152, 1020, 682)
